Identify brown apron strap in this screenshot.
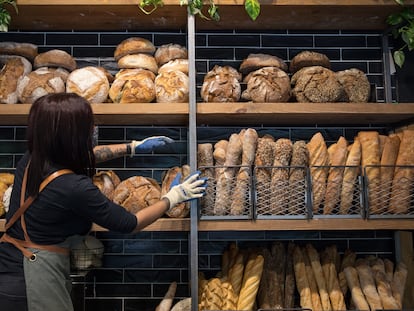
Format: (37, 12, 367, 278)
(1, 166, 74, 259)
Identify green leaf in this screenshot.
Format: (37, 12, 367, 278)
(245, 0, 260, 21)
(394, 0, 405, 5)
(387, 13, 404, 25)
(394, 50, 405, 68)
(139, 0, 164, 14)
(208, 2, 220, 21)
(400, 7, 414, 21)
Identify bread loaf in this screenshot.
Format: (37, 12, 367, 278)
(113, 176, 161, 214)
(0, 182, 9, 217)
(154, 43, 188, 66)
(161, 165, 190, 218)
(289, 50, 331, 73)
(239, 53, 288, 74)
(158, 59, 188, 75)
(230, 128, 258, 215)
(284, 242, 296, 309)
(307, 132, 329, 213)
(93, 170, 121, 201)
(293, 245, 314, 310)
(289, 140, 309, 214)
(197, 143, 215, 215)
(214, 133, 242, 215)
(201, 65, 242, 102)
(355, 258, 383, 310)
(66, 66, 110, 103)
(358, 131, 381, 214)
(389, 129, 414, 214)
(228, 253, 244, 297)
(117, 53, 158, 74)
(324, 136, 348, 214)
(0, 57, 32, 104)
(155, 70, 189, 103)
(270, 138, 293, 214)
(391, 261, 408, 308)
(339, 138, 361, 214)
(34, 49, 77, 71)
(380, 135, 401, 211)
(302, 246, 324, 311)
(17, 68, 65, 104)
(241, 66, 291, 102)
(155, 281, 177, 311)
(0, 172, 14, 185)
(336, 68, 371, 102)
(109, 68, 156, 103)
(374, 270, 400, 309)
(343, 266, 370, 310)
(237, 254, 264, 311)
(114, 37, 156, 61)
(305, 244, 332, 311)
(291, 66, 345, 103)
(0, 41, 38, 62)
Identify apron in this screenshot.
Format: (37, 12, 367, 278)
(0, 166, 81, 311)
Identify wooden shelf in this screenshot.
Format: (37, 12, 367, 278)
(9, 0, 413, 31)
(2, 218, 413, 232)
(1, 102, 413, 126)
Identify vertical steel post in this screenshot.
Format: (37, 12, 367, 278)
(187, 8, 198, 311)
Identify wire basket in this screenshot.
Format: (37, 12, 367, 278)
(309, 166, 365, 219)
(364, 165, 414, 218)
(198, 165, 253, 220)
(255, 166, 310, 219)
(70, 246, 104, 271)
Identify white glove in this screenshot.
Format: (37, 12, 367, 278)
(3, 185, 12, 213)
(162, 171, 207, 209)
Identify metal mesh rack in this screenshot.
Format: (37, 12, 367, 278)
(310, 166, 365, 219)
(364, 165, 414, 218)
(255, 166, 310, 219)
(198, 165, 254, 219)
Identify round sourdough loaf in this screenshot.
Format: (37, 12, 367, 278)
(93, 170, 121, 201)
(0, 42, 38, 62)
(17, 68, 65, 104)
(114, 37, 156, 61)
(291, 65, 345, 103)
(158, 59, 188, 75)
(35, 67, 70, 82)
(154, 43, 188, 66)
(113, 176, 161, 214)
(239, 53, 288, 74)
(34, 49, 77, 72)
(0, 57, 32, 104)
(241, 66, 291, 102)
(155, 70, 189, 103)
(289, 50, 331, 73)
(66, 66, 110, 103)
(336, 68, 371, 102)
(201, 65, 242, 102)
(117, 53, 158, 74)
(109, 68, 156, 103)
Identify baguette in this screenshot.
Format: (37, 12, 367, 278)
(389, 129, 414, 214)
(237, 254, 264, 311)
(355, 258, 383, 310)
(231, 128, 258, 215)
(255, 136, 275, 213)
(198, 143, 215, 215)
(324, 136, 348, 214)
(307, 132, 329, 213)
(343, 266, 370, 311)
(270, 242, 286, 308)
(391, 261, 408, 308)
(374, 270, 400, 309)
(284, 242, 296, 309)
(293, 245, 314, 310)
(156, 281, 177, 311)
(302, 246, 324, 311)
(270, 138, 293, 214)
(214, 134, 242, 215)
(289, 140, 309, 214)
(358, 131, 381, 214)
(339, 139, 361, 214)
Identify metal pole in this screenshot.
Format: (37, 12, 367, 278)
(187, 8, 199, 311)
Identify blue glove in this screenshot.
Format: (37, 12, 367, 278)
(162, 171, 207, 209)
(131, 136, 174, 155)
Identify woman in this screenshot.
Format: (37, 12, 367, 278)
(0, 93, 206, 311)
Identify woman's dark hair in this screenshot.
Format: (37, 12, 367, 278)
(26, 92, 96, 196)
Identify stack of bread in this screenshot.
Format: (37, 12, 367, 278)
(307, 129, 414, 216)
(239, 53, 291, 102)
(198, 242, 264, 311)
(201, 241, 408, 311)
(290, 50, 371, 103)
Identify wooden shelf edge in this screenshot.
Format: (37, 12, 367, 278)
(2, 218, 413, 232)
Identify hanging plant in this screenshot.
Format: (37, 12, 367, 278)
(0, 0, 17, 32)
(139, 0, 260, 22)
(386, 0, 414, 68)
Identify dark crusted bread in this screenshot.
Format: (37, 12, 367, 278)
(114, 37, 156, 61)
(289, 50, 331, 74)
(34, 49, 77, 72)
(239, 53, 288, 74)
(335, 68, 371, 102)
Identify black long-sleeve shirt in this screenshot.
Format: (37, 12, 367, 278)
(0, 152, 137, 274)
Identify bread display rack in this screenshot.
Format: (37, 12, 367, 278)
(2, 1, 414, 310)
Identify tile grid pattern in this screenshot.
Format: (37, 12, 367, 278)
(0, 30, 397, 311)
